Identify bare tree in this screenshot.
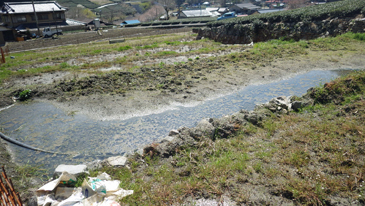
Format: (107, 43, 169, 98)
(66, 7, 83, 19)
(287, 0, 308, 9)
(158, 0, 176, 10)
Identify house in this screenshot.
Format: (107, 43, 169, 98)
(229, 3, 261, 15)
(178, 10, 213, 18)
(0, 1, 67, 44)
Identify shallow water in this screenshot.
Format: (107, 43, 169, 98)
(0, 69, 355, 171)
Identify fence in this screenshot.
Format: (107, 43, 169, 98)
(0, 44, 9, 64)
(0, 166, 22, 206)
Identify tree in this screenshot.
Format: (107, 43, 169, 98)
(287, 0, 308, 9)
(219, 0, 227, 7)
(175, 0, 185, 7)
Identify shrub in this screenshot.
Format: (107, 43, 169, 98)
(18, 89, 32, 101)
(117, 45, 132, 51)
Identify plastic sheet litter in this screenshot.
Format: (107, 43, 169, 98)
(36, 172, 133, 206)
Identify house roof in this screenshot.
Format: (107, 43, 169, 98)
(232, 3, 261, 10)
(121, 20, 140, 25)
(218, 8, 229, 13)
(1, 1, 66, 14)
(257, 9, 283, 14)
(182, 9, 213, 17)
(265, 0, 281, 3)
(206, 7, 219, 12)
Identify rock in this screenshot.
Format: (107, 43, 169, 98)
(85, 160, 103, 171)
(53, 164, 88, 179)
(156, 136, 184, 157)
(26, 196, 38, 206)
(134, 148, 144, 156)
(269, 96, 290, 110)
(210, 116, 237, 139)
(291, 101, 303, 111)
(189, 118, 215, 139)
(160, 135, 176, 143)
(143, 145, 157, 157)
(168, 129, 179, 136)
(103, 156, 127, 167)
(244, 112, 261, 125)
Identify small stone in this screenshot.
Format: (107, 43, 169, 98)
(86, 160, 102, 171)
(168, 129, 179, 136)
(105, 156, 127, 167)
(292, 101, 303, 111)
(161, 136, 176, 143)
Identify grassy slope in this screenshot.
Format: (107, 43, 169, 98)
(87, 35, 365, 205)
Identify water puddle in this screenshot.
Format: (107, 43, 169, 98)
(0, 69, 355, 170)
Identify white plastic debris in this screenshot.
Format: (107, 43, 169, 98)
(37, 171, 76, 193)
(36, 171, 133, 206)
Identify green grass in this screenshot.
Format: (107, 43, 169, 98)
(117, 45, 133, 51)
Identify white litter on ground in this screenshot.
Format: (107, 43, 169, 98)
(36, 172, 133, 206)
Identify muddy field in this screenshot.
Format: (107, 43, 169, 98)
(2, 30, 365, 121)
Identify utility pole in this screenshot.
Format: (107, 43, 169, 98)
(32, 0, 41, 36)
(53, 8, 58, 34)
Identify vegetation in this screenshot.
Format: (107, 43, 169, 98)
(18, 89, 32, 101)
(89, 70, 365, 205)
(208, 0, 365, 27)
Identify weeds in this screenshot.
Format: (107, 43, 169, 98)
(18, 89, 32, 101)
(117, 45, 132, 51)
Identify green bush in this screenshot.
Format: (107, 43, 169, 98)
(19, 89, 32, 101)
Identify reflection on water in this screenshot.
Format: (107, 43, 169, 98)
(0, 69, 355, 170)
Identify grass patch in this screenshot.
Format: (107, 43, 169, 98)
(117, 45, 133, 51)
(155, 51, 178, 57)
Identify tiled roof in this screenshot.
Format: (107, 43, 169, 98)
(233, 3, 261, 10)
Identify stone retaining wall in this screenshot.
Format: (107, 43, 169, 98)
(197, 17, 365, 44)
